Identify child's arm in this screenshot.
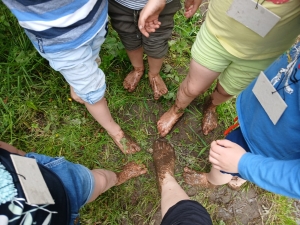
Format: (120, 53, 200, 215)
(0, 141, 26, 156)
(238, 154, 300, 199)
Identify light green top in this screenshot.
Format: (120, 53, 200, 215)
(205, 0, 300, 60)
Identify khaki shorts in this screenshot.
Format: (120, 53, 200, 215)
(108, 0, 181, 59)
(191, 22, 277, 95)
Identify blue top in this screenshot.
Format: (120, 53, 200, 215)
(236, 42, 300, 199)
(2, 0, 108, 53)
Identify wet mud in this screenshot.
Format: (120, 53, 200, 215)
(202, 97, 218, 135)
(152, 139, 176, 191)
(183, 167, 215, 188)
(123, 68, 144, 92)
(148, 74, 168, 100)
(116, 161, 148, 185)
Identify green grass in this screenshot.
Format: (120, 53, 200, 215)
(0, 2, 297, 225)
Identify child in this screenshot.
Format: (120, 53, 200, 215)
(157, 0, 300, 136)
(0, 141, 147, 224)
(183, 42, 300, 199)
(108, 0, 181, 100)
(2, 0, 140, 154)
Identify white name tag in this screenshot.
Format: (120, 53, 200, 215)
(227, 0, 281, 37)
(252, 71, 287, 125)
(10, 155, 55, 205)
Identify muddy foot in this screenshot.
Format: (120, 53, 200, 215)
(201, 98, 218, 135)
(157, 105, 184, 137)
(153, 139, 176, 191)
(116, 162, 147, 185)
(228, 176, 247, 190)
(183, 167, 215, 188)
(123, 68, 144, 92)
(110, 131, 141, 154)
(148, 74, 168, 100)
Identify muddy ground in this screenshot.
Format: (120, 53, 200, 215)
(120, 97, 298, 225)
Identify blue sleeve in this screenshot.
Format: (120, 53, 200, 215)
(238, 153, 300, 199)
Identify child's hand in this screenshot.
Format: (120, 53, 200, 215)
(184, 0, 202, 18)
(138, 0, 165, 37)
(209, 140, 246, 173)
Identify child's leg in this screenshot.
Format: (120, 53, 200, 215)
(202, 81, 233, 135)
(142, 0, 180, 100)
(85, 98, 140, 154)
(70, 86, 85, 104)
(152, 140, 189, 217)
(123, 47, 145, 92)
(157, 59, 220, 137)
(161, 174, 190, 217)
(87, 162, 147, 203)
(148, 56, 168, 100)
(206, 167, 232, 185)
(108, 0, 145, 92)
(87, 169, 118, 203)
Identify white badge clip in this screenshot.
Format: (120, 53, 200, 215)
(10, 155, 55, 205)
(252, 71, 287, 125)
(227, 0, 281, 37)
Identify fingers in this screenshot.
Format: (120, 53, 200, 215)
(139, 24, 150, 38)
(184, 0, 202, 18)
(215, 139, 234, 147)
(184, 0, 194, 10)
(211, 164, 222, 171)
(139, 20, 161, 37)
(184, 8, 195, 18)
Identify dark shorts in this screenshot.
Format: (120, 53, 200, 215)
(108, 0, 181, 58)
(161, 200, 213, 225)
(222, 127, 251, 177)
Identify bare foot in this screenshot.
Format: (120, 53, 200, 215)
(201, 97, 218, 135)
(109, 130, 141, 154)
(157, 105, 184, 137)
(116, 162, 147, 185)
(123, 67, 144, 92)
(152, 139, 175, 191)
(148, 74, 168, 100)
(183, 167, 215, 188)
(227, 176, 247, 190)
(70, 86, 85, 104)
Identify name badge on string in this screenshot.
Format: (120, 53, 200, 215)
(252, 71, 287, 125)
(227, 0, 281, 37)
(10, 155, 55, 205)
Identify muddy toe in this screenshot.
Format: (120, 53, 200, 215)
(149, 75, 168, 100)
